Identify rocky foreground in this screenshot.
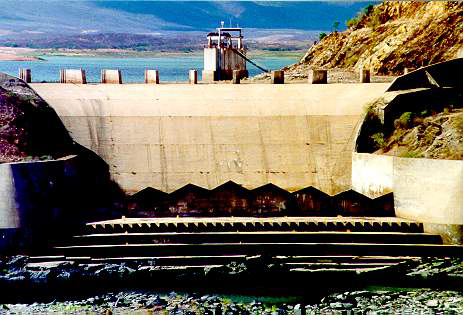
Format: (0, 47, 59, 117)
(1, 256, 463, 313)
(4, 288, 463, 314)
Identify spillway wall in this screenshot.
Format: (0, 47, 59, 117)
(31, 83, 389, 195)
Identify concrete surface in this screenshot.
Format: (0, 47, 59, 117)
(101, 70, 122, 84)
(352, 153, 393, 199)
(59, 69, 86, 84)
(189, 70, 198, 84)
(145, 70, 159, 84)
(309, 70, 327, 84)
(0, 153, 124, 253)
(271, 70, 284, 84)
(31, 83, 389, 195)
(352, 152, 463, 225)
(0, 156, 77, 252)
(387, 58, 463, 92)
(18, 68, 31, 83)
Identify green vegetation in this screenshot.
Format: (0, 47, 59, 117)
(402, 151, 423, 158)
(371, 132, 386, 150)
(394, 112, 414, 129)
(346, 3, 382, 30)
(319, 32, 328, 41)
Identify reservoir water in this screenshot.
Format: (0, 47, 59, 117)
(0, 55, 299, 83)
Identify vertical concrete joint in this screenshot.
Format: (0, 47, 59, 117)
(145, 70, 159, 84)
(271, 70, 285, 84)
(189, 70, 198, 84)
(308, 69, 327, 84)
(18, 68, 31, 83)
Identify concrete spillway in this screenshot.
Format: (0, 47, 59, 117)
(31, 83, 389, 195)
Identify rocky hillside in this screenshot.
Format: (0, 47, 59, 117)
(288, 1, 463, 76)
(374, 109, 463, 160)
(0, 73, 75, 163)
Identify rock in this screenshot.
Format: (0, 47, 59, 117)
(6, 256, 28, 270)
(342, 303, 354, 309)
(329, 302, 344, 309)
(426, 299, 439, 307)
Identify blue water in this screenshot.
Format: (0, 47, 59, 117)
(0, 55, 299, 83)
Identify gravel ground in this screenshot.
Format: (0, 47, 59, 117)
(245, 65, 396, 84)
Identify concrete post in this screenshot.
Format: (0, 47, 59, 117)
(232, 70, 241, 84)
(59, 69, 86, 84)
(101, 69, 122, 84)
(271, 70, 284, 84)
(359, 66, 370, 83)
(145, 70, 159, 84)
(202, 70, 217, 83)
(18, 68, 31, 83)
(308, 69, 327, 84)
(189, 70, 198, 84)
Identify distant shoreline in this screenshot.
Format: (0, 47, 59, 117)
(0, 47, 305, 61)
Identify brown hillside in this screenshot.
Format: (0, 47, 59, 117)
(292, 1, 463, 76)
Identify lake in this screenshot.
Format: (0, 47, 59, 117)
(0, 55, 300, 83)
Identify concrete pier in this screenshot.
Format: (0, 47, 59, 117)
(101, 69, 122, 84)
(309, 69, 327, 84)
(189, 70, 198, 84)
(359, 67, 370, 83)
(232, 70, 240, 84)
(145, 70, 159, 84)
(59, 69, 86, 84)
(202, 70, 217, 83)
(18, 68, 31, 83)
(271, 70, 284, 84)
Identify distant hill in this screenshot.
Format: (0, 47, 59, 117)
(0, 33, 204, 51)
(92, 1, 374, 31)
(0, 1, 374, 37)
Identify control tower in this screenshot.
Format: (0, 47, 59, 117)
(202, 26, 249, 82)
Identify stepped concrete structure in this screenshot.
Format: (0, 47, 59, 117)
(31, 83, 390, 195)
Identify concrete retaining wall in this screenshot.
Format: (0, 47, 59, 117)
(31, 83, 389, 195)
(352, 152, 463, 225)
(0, 154, 123, 253)
(0, 156, 77, 252)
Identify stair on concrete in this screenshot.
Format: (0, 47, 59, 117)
(70, 231, 443, 246)
(84, 216, 424, 233)
(54, 242, 463, 259)
(47, 216, 463, 272)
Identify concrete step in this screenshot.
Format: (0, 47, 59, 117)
(54, 242, 463, 259)
(85, 217, 424, 233)
(70, 231, 443, 246)
(27, 254, 418, 267)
